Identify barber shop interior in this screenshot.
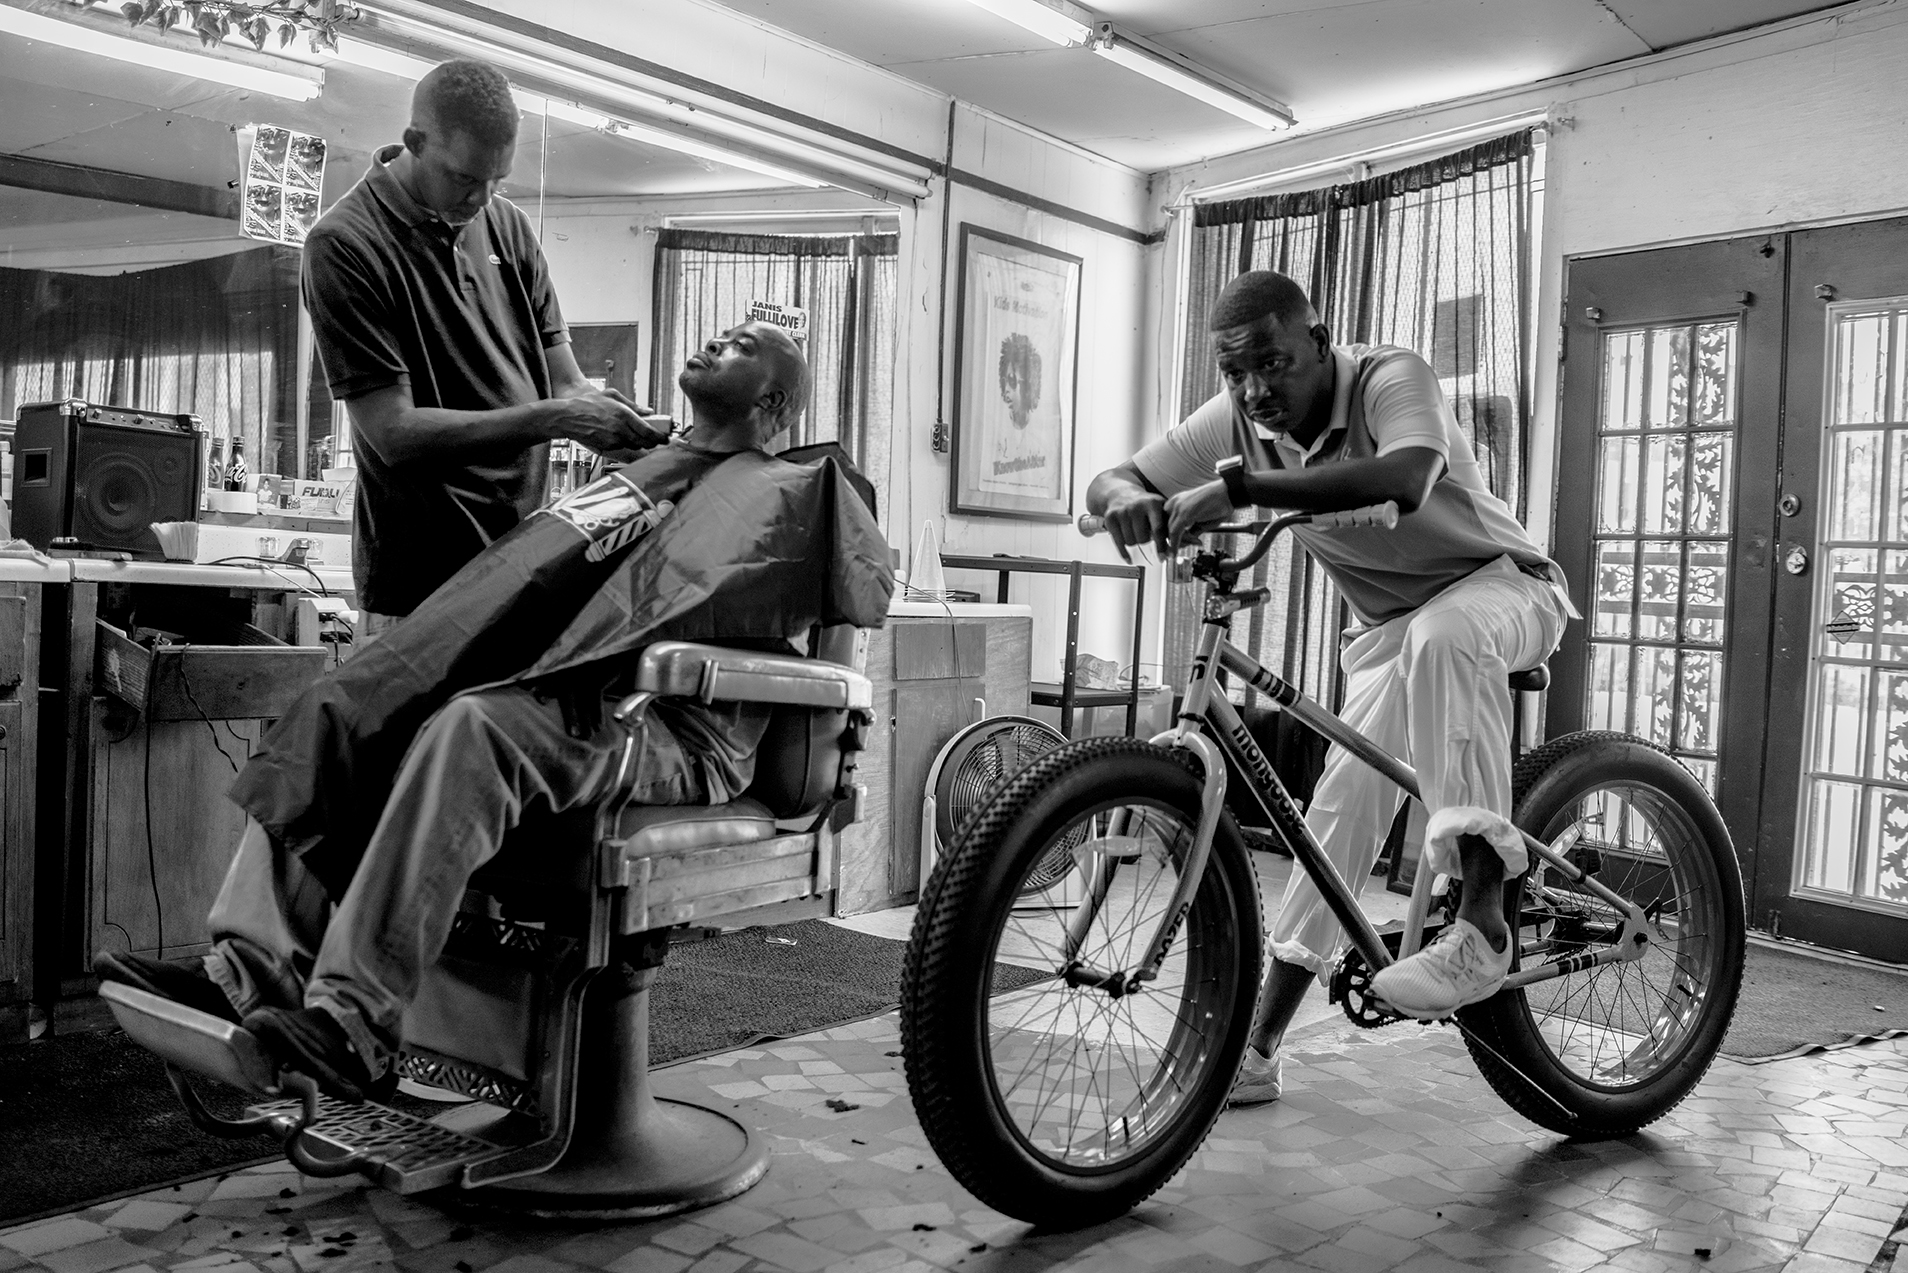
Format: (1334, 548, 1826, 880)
(2, 0, 1907, 1269)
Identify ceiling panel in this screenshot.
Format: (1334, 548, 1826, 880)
(716, 0, 1863, 171)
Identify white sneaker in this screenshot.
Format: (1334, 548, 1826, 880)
(1227, 1047, 1282, 1106)
(1369, 919, 1512, 1020)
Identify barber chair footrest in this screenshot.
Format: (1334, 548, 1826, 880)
(245, 1094, 520, 1193)
(463, 1096, 768, 1221)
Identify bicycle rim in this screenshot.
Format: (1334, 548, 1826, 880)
(983, 797, 1236, 1171)
(1513, 780, 1724, 1088)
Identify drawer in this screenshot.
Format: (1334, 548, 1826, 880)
(96, 619, 327, 720)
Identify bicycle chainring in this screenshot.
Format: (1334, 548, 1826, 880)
(1329, 947, 1407, 1029)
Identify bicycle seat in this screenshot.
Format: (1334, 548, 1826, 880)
(1508, 666, 1550, 693)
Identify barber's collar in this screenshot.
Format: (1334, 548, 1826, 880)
(1255, 347, 1355, 468)
(366, 143, 468, 234)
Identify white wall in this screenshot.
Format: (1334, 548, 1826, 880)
(1151, 0, 1908, 552)
(893, 106, 1159, 687)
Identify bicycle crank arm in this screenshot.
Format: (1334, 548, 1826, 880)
(1129, 731, 1228, 987)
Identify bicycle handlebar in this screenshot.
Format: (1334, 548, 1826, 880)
(1077, 500, 1399, 542)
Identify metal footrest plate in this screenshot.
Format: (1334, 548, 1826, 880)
(247, 1094, 516, 1193)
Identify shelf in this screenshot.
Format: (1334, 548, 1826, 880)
(941, 552, 1146, 739)
(1032, 684, 1137, 708)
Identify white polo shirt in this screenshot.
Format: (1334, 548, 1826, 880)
(1132, 344, 1567, 626)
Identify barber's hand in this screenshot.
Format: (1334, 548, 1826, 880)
(1164, 480, 1235, 546)
(1101, 488, 1169, 562)
(549, 390, 672, 453)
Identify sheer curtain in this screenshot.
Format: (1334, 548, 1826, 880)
(651, 229, 897, 467)
(0, 247, 301, 471)
(1167, 129, 1537, 706)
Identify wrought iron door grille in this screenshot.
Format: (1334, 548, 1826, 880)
(1798, 303, 1908, 913)
(1586, 320, 1740, 793)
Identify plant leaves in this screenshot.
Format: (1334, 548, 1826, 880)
(156, 4, 179, 28)
(121, 2, 144, 25)
(278, 21, 295, 46)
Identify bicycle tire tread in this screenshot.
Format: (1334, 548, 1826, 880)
(1457, 730, 1747, 1137)
(900, 736, 1262, 1226)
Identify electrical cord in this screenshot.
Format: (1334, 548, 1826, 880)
(204, 556, 331, 598)
(143, 660, 164, 958)
(174, 655, 243, 776)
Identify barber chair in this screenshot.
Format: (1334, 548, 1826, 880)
(99, 631, 874, 1220)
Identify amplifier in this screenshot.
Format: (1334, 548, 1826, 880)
(11, 399, 205, 557)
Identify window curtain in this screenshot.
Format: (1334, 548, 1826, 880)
(0, 246, 302, 473)
(651, 229, 898, 468)
(1167, 129, 1536, 706)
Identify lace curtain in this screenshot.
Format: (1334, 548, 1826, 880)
(0, 246, 301, 471)
(1166, 129, 1537, 707)
(651, 229, 897, 468)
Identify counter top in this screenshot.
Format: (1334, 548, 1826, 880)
(0, 555, 73, 583)
(65, 559, 356, 593)
(888, 599, 1033, 619)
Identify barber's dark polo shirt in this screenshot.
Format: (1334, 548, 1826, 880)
(302, 143, 567, 615)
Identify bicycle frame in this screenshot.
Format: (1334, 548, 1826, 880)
(1099, 519, 1659, 1003)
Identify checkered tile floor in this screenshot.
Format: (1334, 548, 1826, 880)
(6, 1007, 1904, 1273)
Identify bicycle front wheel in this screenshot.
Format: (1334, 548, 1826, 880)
(1458, 731, 1746, 1137)
(901, 737, 1263, 1229)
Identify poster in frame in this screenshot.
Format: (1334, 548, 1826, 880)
(950, 225, 1083, 521)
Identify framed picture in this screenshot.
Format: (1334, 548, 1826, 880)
(950, 226, 1082, 521)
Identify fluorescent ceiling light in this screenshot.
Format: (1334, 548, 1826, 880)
(511, 89, 823, 188)
(0, 4, 322, 99)
(1092, 34, 1291, 131)
(956, 0, 1089, 47)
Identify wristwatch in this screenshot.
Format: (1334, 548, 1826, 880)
(1215, 456, 1250, 509)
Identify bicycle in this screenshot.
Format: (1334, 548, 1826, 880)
(899, 504, 1745, 1228)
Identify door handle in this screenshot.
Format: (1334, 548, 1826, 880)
(1784, 547, 1809, 576)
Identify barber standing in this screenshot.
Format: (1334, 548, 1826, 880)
(303, 59, 666, 625)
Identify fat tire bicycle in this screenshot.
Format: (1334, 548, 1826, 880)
(899, 505, 1746, 1229)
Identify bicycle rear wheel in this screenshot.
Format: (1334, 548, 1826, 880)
(901, 737, 1262, 1229)
(1458, 731, 1746, 1137)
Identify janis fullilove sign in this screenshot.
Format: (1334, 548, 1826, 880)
(949, 225, 1082, 521)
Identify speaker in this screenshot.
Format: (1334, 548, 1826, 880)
(11, 400, 205, 557)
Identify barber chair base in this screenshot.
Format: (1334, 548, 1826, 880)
(468, 1098, 766, 1220)
(463, 965, 770, 1220)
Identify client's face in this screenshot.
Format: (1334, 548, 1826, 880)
(678, 322, 802, 423)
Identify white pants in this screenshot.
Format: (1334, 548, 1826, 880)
(1268, 557, 1568, 974)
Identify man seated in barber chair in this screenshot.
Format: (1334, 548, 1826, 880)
(97, 320, 894, 1105)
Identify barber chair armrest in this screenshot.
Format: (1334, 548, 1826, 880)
(627, 641, 873, 712)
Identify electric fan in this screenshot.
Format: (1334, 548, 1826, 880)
(919, 715, 1083, 905)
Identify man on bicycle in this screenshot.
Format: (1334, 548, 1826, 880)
(1085, 269, 1574, 1105)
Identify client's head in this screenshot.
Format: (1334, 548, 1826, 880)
(1209, 270, 1333, 442)
(677, 321, 810, 449)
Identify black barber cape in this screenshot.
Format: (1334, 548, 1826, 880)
(227, 442, 894, 898)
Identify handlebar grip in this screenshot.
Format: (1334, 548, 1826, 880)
(1314, 500, 1399, 530)
(1078, 513, 1106, 537)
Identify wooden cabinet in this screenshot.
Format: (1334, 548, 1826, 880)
(86, 707, 262, 959)
(835, 606, 1032, 916)
(0, 578, 48, 1042)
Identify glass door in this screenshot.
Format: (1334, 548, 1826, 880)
(1553, 235, 1788, 910)
(1760, 217, 1908, 958)
(1559, 217, 1908, 961)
